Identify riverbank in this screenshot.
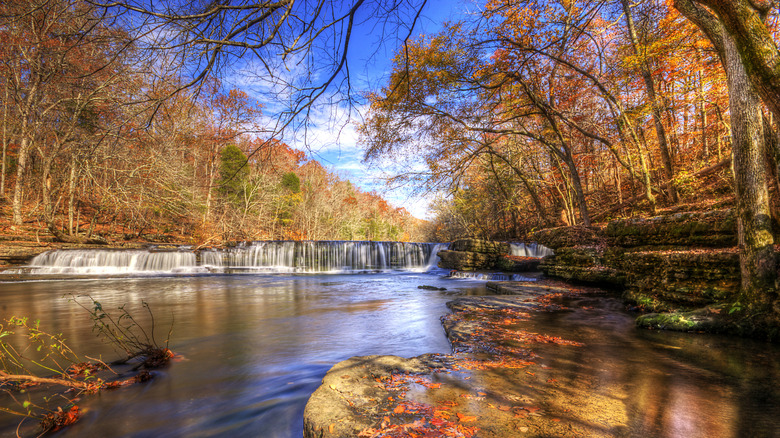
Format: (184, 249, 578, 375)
(304, 277, 780, 437)
(304, 280, 628, 437)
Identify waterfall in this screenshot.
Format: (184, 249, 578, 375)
(27, 250, 197, 274)
(509, 242, 554, 258)
(20, 241, 445, 275)
(447, 271, 537, 282)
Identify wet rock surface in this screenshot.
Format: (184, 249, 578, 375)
(303, 280, 630, 438)
(537, 210, 746, 318)
(437, 239, 546, 273)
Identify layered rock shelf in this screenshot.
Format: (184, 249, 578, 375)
(534, 209, 743, 318)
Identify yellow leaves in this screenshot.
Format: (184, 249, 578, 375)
(434, 409, 451, 420)
(456, 412, 478, 422)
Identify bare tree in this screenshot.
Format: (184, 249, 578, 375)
(94, 0, 431, 143)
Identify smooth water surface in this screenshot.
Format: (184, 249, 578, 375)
(1, 276, 779, 437)
(0, 272, 480, 437)
(523, 295, 780, 438)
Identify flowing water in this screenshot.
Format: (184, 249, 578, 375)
(0, 244, 778, 437)
(0, 272, 478, 437)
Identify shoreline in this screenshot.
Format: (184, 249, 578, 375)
(303, 279, 622, 438)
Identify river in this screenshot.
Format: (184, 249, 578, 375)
(1, 267, 779, 436)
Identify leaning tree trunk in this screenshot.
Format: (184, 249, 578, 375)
(621, 0, 678, 203)
(675, 0, 778, 312)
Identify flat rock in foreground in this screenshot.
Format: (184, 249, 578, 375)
(303, 280, 630, 438)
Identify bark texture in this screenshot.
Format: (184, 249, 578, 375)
(675, 0, 778, 309)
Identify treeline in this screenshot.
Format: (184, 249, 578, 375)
(0, 0, 424, 244)
(361, 0, 779, 242)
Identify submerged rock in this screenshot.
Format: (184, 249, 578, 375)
(303, 280, 625, 438)
(418, 285, 446, 291)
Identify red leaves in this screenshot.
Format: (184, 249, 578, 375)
(40, 406, 81, 432)
(367, 372, 478, 438)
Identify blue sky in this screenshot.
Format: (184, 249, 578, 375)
(229, 0, 469, 219)
(304, 0, 468, 219)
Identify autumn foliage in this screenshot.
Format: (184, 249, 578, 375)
(0, 0, 424, 245)
(360, 0, 778, 241)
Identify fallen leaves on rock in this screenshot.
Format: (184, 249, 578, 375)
(355, 283, 589, 437)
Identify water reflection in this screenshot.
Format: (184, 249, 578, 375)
(1, 278, 778, 437)
(524, 296, 780, 438)
(0, 273, 479, 437)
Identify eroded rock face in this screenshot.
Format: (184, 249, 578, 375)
(437, 249, 500, 271)
(619, 249, 740, 308)
(530, 226, 605, 250)
(448, 239, 511, 254)
(437, 239, 544, 272)
(606, 209, 736, 247)
(537, 210, 743, 312)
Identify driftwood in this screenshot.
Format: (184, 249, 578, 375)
(0, 370, 90, 390)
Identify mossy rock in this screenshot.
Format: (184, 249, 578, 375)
(622, 290, 686, 313)
(606, 209, 736, 247)
(636, 307, 727, 332)
(449, 239, 510, 254)
(529, 226, 605, 250)
(437, 250, 499, 270)
(494, 255, 541, 272)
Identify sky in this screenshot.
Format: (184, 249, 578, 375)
(226, 0, 470, 220)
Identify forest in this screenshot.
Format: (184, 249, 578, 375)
(362, 0, 779, 241)
(2, 1, 780, 435)
(2, 0, 780, 299)
(0, 0, 427, 245)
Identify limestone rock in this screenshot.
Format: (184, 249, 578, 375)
(448, 239, 510, 254)
(437, 250, 499, 271)
(303, 354, 446, 438)
(530, 226, 605, 250)
(606, 209, 736, 247)
(538, 247, 626, 286)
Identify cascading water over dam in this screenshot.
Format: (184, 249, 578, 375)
(509, 242, 554, 258)
(21, 241, 448, 275)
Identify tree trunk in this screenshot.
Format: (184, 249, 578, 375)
(621, 0, 678, 203)
(563, 148, 591, 226)
(12, 137, 30, 226)
(41, 157, 56, 232)
(675, 0, 777, 308)
(727, 37, 776, 305)
(68, 156, 78, 235)
(1, 85, 8, 197)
